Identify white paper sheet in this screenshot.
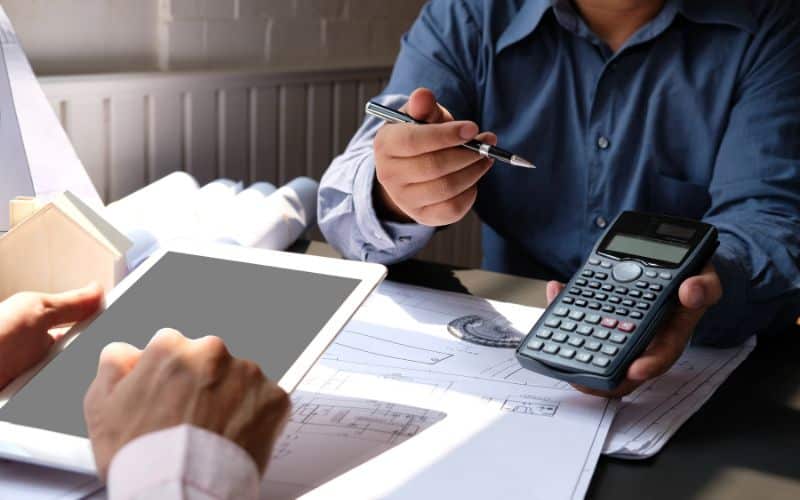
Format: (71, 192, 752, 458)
(263, 282, 617, 500)
(0, 459, 102, 499)
(602, 337, 756, 458)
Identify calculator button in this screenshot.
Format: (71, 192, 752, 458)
(561, 322, 578, 332)
(582, 290, 595, 298)
(559, 348, 576, 359)
(575, 299, 588, 307)
(610, 333, 627, 344)
(601, 284, 614, 292)
(612, 262, 643, 283)
(595, 272, 608, 280)
(645, 270, 658, 278)
(588, 302, 601, 310)
(643, 292, 657, 301)
(554, 307, 569, 317)
(601, 318, 618, 329)
(622, 299, 635, 307)
(527, 340, 544, 351)
(594, 329, 611, 340)
(576, 353, 593, 363)
(600, 261, 613, 269)
(602, 305, 615, 313)
(577, 325, 594, 336)
(601, 345, 619, 356)
(595, 293, 608, 301)
(544, 318, 561, 328)
(589, 258, 601, 266)
(582, 270, 595, 278)
(586, 314, 601, 325)
(585, 340, 602, 351)
(588, 281, 601, 289)
(636, 281, 649, 289)
(562, 296, 575, 304)
(569, 311, 585, 321)
(593, 357, 610, 368)
(629, 290, 642, 298)
(553, 332, 568, 343)
(615, 287, 628, 295)
(569, 288, 582, 295)
(568, 337, 584, 347)
(609, 296, 622, 304)
(636, 302, 650, 310)
(576, 278, 588, 286)
(630, 311, 644, 319)
(659, 272, 672, 280)
(536, 329, 553, 339)
(544, 344, 560, 355)
(616, 308, 629, 316)
(618, 322, 636, 333)
(650, 284, 663, 292)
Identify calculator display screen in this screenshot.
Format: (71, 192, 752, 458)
(605, 234, 689, 264)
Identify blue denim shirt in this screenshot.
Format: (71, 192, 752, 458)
(319, 0, 800, 345)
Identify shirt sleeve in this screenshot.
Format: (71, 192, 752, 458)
(695, 5, 800, 346)
(107, 424, 260, 500)
(318, 0, 482, 264)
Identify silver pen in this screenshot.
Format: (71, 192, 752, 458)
(365, 101, 536, 169)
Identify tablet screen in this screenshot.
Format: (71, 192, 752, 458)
(0, 252, 360, 437)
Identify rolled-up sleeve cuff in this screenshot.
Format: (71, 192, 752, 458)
(352, 156, 435, 261)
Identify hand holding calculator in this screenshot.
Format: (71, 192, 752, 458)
(516, 211, 719, 392)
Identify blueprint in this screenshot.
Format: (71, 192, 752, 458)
(0, 459, 102, 499)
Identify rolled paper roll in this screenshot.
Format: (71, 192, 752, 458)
(224, 177, 319, 250)
(236, 182, 277, 203)
(194, 179, 243, 228)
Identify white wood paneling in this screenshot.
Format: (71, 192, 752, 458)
(40, 67, 483, 268)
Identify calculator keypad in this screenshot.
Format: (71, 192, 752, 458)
(525, 254, 672, 374)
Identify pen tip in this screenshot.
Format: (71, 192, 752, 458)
(511, 156, 536, 169)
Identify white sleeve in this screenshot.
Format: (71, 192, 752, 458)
(107, 424, 260, 500)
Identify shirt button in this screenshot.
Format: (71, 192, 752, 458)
(597, 136, 611, 150)
(595, 216, 608, 229)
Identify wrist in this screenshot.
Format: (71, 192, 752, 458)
(373, 178, 414, 224)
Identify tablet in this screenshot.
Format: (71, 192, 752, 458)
(0, 241, 386, 474)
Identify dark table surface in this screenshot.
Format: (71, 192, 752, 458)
(300, 241, 800, 500)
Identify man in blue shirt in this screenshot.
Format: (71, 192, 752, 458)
(318, 0, 800, 396)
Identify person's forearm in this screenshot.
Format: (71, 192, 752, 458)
(318, 94, 435, 264)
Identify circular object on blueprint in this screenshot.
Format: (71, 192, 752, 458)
(447, 315, 525, 348)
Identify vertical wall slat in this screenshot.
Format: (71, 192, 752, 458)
(109, 94, 147, 200)
(307, 83, 333, 180)
(149, 92, 183, 182)
(253, 86, 279, 185)
(332, 81, 359, 156)
(221, 88, 250, 182)
(278, 84, 307, 185)
(65, 96, 109, 201)
(187, 90, 218, 185)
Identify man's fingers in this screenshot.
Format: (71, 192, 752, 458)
(391, 132, 496, 184)
(379, 120, 479, 158)
(546, 281, 565, 305)
(679, 264, 722, 310)
(37, 283, 104, 330)
(91, 342, 142, 398)
(404, 157, 493, 207)
(416, 185, 479, 227)
(405, 88, 452, 123)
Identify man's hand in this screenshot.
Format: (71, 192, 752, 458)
(84, 328, 291, 480)
(373, 87, 496, 227)
(546, 264, 723, 398)
(0, 284, 103, 389)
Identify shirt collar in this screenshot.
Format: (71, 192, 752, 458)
(495, 0, 757, 55)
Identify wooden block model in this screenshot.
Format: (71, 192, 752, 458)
(0, 191, 132, 302)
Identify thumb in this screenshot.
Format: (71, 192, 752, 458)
(35, 283, 104, 331)
(546, 281, 566, 305)
(406, 88, 452, 123)
(678, 264, 722, 311)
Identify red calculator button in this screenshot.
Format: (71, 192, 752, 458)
(618, 322, 636, 333)
(601, 318, 618, 329)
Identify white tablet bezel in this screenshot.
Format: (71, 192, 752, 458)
(0, 241, 386, 474)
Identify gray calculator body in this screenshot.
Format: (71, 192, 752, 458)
(516, 211, 718, 391)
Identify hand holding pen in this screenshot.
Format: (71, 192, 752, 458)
(369, 88, 535, 228)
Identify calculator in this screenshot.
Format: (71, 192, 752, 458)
(515, 211, 719, 391)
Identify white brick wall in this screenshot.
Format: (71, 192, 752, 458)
(2, 0, 426, 74)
